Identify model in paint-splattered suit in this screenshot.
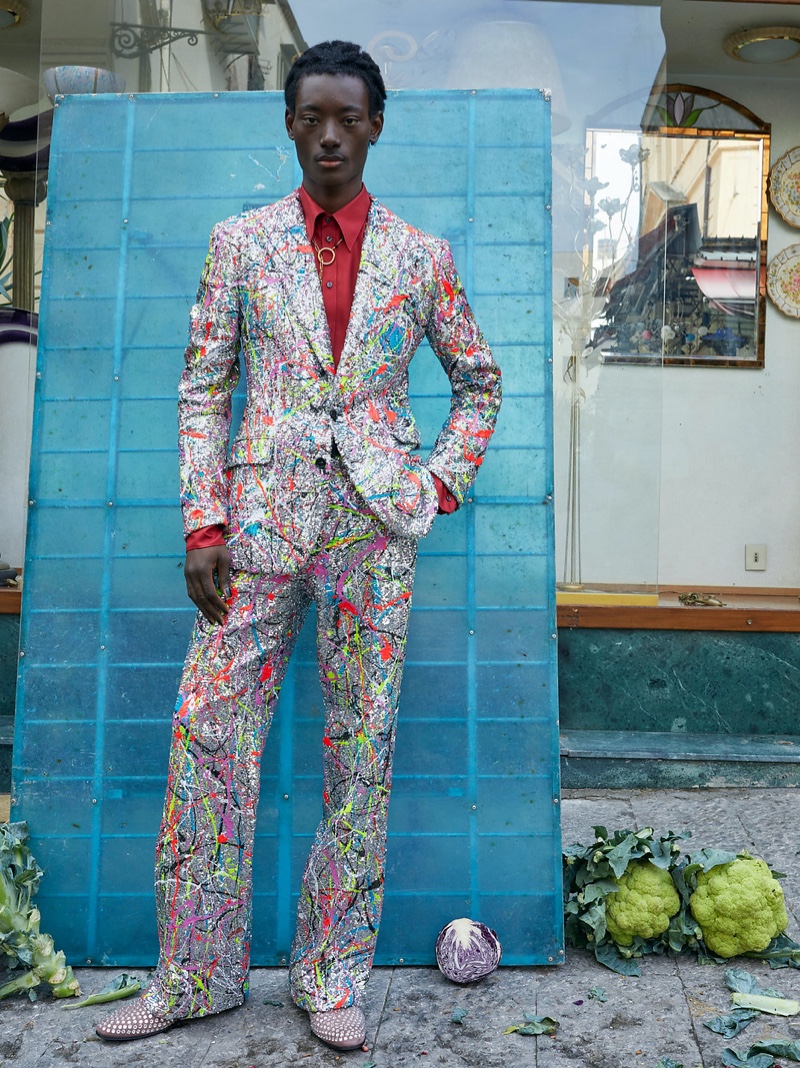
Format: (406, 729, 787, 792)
(97, 42, 501, 1050)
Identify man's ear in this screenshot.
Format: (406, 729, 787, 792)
(369, 112, 384, 145)
(285, 108, 295, 139)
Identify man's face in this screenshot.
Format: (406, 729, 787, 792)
(285, 73, 383, 207)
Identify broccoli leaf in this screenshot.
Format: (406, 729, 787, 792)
(653, 1058, 686, 1068)
(721, 1049, 776, 1068)
(451, 1007, 468, 1024)
(748, 1041, 800, 1061)
(606, 833, 641, 878)
(588, 986, 607, 1002)
(702, 1008, 759, 1037)
(687, 848, 738, 871)
(594, 942, 641, 976)
(67, 974, 140, 1009)
(744, 934, 800, 969)
(503, 1015, 559, 1035)
(725, 969, 783, 998)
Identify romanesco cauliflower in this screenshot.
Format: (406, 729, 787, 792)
(605, 859, 680, 946)
(689, 855, 788, 958)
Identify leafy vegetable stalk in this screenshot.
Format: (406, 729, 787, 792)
(0, 822, 80, 1000)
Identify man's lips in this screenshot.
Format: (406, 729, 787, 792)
(316, 155, 344, 167)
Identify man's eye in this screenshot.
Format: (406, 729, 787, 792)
(342, 117, 358, 126)
(302, 116, 317, 125)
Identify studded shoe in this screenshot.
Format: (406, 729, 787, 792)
(309, 1005, 367, 1050)
(95, 998, 174, 1042)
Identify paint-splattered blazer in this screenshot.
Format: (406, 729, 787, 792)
(178, 191, 502, 570)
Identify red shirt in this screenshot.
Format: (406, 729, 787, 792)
(186, 186, 455, 551)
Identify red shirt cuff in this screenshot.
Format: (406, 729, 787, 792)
(185, 524, 226, 551)
(432, 474, 458, 514)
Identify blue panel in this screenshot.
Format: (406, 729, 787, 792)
(13, 89, 561, 968)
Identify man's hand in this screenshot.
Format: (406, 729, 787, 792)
(184, 545, 232, 625)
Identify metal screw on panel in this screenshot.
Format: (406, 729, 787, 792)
(45, 219, 51, 226)
(9, 798, 15, 806)
(467, 497, 473, 504)
(469, 629, 474, 635)
(100, 645, 105, 651)
(280, 957, 286, 964)
(546, 204, 552, 211)
(36, 372, 41, 379)
(107, 501, 114, 507)
(399, 957, 405, 963)
(468, 217, 473, 223)
(545, 494, 553, 502)
(28, 500, 34, 506)
(123, 218, 128, 224)
(558, 949, 564, 956)
(471, 90, 476, 94)
(551, 633, 557, 640)
(548, 358, 553, 363)
(283, 794, 289, 800)
(18, 651, 24, 658)
(114, 375, 119, 381)
(92, 799, 97, 804)
(214, 93, 219, 98)
(128, 94, 135, 100)
(548, 956, 553, 962)
(553, 797, 559, 804)
(747, 619, 753, 625)
(471, 804, 477, 811)
(87, 958, 92, 964)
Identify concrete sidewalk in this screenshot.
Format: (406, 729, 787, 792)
(2, 788, 799, 1068)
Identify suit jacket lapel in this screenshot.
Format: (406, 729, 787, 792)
(276, 194, 335, 377)
(336, 200, 399, 386)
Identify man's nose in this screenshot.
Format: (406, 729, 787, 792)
(319, 120, 340, 147)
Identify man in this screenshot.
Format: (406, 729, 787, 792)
(97, 40, 501, 1050)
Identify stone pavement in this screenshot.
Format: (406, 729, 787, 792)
(1, 788, 799, 1068)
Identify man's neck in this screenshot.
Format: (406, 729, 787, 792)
(301, 178, 364, 215)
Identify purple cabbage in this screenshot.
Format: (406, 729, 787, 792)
(435, 918, 502, 984)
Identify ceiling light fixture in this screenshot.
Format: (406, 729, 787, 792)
(725, 25, 800, 64)
(0, 1, 27, 30)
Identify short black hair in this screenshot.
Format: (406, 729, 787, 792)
(284, 40, 386, 117)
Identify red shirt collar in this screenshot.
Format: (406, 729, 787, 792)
(298, 184, 371, 251)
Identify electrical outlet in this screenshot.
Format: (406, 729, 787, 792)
(745, 543, 767, 571)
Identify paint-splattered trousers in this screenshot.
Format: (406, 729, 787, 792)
(143, 464, 418, 1021)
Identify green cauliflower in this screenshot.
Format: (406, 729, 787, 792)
(605, 859, 681, 946)
(689, 855, 788, 958)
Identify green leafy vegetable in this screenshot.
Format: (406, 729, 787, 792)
(724, 968, 783, 998)
(451, 1006, 468, 1024)
(588, 986, 607, 1002)
(653, 1058, 686, 1068)
(731, 992, 800, 1016)
(748, 1040, 800, 1062)
(689, 855, 789, 959)
(721, 1049, 776, 1068)
(0, 822, 80, 1001)
(503, 1014, 559, 1036)
(68, 973, 140, 1009)
(563, 827, 687, 972)
(606, 860, 681, 946)
(702, 1008, 759, 1037)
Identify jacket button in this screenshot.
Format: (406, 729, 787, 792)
(315, 457, 326, 470)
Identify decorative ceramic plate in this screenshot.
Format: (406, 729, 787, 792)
(767, 244, 800, 318)
(769, 147, 800, 227)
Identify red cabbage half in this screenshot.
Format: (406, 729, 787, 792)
(435, 917, 502, 984)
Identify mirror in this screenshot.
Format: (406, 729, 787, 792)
(589, 86, 770, 368)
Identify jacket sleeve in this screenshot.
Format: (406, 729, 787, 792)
(178, 222, 242, 536)
(423, 241, 502, 504)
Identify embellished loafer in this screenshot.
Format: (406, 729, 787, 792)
(95, 998, 174, 1042)
(309, 1005, 367, 1050)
